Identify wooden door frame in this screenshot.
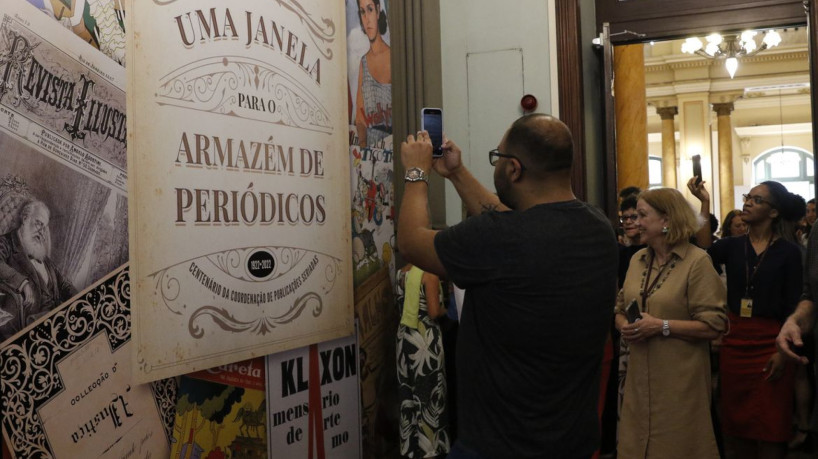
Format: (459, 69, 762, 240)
(555, 0, 813, 210)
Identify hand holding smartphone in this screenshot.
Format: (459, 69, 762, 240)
(625, 299, 642, 324)
(421, 107, 443, 157)
(692, 154, 702, 185)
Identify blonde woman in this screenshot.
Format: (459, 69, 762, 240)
(615, 188, 727, 458)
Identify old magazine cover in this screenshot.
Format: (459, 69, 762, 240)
(0, 265, 177, 459)
(25, 0, 127, 66)
(127, 1, 353, 382)
(0, 0, 128, 344)
(266, 333, 360, 458)
(171, 357, 267, 459)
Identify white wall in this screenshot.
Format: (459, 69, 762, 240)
(439, 0, 557, 225)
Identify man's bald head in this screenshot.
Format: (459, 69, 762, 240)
(504, 114, 573, 174)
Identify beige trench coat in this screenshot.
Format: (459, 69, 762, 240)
(615, 242, 727, 459)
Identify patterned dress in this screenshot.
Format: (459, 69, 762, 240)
(360, 55, 392, 147)
(395, 269, 450, 458)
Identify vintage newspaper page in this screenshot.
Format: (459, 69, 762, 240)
(0, 265, 177, 459)
(127, 1, 353, 383)
(0, 0, 128, 344)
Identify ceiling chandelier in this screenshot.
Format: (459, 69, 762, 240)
(681, 30, 782, 79)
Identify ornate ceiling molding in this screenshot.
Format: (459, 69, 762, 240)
(645, 49, 808, 73)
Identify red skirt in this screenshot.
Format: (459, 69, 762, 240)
(719, 311, 795, 442)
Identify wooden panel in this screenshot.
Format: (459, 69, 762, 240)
(556, 0, 587, 200)
(597, 0, 804, 43)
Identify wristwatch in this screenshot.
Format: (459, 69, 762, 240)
(662, 320, 670, 337)
(404, 167, 428, 183)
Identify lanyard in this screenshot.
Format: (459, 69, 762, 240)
(744, 234, 773, 298)
(641, 251, 671, 310)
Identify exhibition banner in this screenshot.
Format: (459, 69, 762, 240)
(346, 0, 396, 288)
(0, 265, 177, 459)
(127, 0, 353, 382)
(0, 0, 129, 343)
(350, 145, 395, 287)
(266, 334, 361, 458)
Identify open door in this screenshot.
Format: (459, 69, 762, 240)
(600, 23, 618, 221)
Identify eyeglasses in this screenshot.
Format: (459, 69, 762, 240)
(488, 149, 527, 170)
(742, 194, 774, 206)
(619, 215, 638, 223)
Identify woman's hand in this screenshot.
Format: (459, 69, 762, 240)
(620, 312, 663, 343)
(763, 352, 786, 381)
(686, 177, 710, 203)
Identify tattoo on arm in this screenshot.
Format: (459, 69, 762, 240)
(481, 203, 498, 213)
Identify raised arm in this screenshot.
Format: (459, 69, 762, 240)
(397, 132, 446, 278)
(687, 177, 712, 248)
(433, 137, 509, 216)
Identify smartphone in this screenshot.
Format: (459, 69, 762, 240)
(692, 154, 702, 185)
(421, 107, 443, 157)
(625, 299, 642, 324)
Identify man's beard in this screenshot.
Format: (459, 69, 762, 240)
(18, 224, 50, 262)
(494, 173, 515, 209)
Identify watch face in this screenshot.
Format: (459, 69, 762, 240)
(405, 168, 425, 181)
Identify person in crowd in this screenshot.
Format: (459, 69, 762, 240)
(397, 114, 618, 458)
(797, 198, 814, 246)
(395, 263, 450, 458)
(778, 208, 818, 450)
(619, 186, 642, 204)
(0, 200, 76, 341)
(600, 196, 647, 458)
(354, 0, 391, 148)
(721, 209, 748, 238)
(619, 196, 644, 250)
(692, 179, 805, 459)
(614, 187, 727, 459)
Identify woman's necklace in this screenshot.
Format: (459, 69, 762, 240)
(639, 250, 677, 310)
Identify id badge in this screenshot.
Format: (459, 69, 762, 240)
(740, 297, 753, 318)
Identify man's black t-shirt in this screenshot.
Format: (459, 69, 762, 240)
(434, 200, 618, 459)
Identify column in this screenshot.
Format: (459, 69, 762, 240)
(713, 102, 735, 218)
(656, 106, 678, 189)
(614, 44, 649, 192)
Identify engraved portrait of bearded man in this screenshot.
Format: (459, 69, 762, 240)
(0, 200, 77, 341)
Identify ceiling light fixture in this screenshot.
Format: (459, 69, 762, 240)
(681, 29, 782, 79)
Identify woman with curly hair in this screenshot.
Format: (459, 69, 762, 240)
(692, 180, 805, 459)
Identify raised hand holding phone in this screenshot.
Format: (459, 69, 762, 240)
(692, 154, 702, 185)
(421, 107, 443, 157)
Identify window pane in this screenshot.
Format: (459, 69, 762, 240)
(767, 151, 801, 178)
(755, 160, 766, 181)
(648, 157, 662, 186)
(808, 157, 814, 177)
